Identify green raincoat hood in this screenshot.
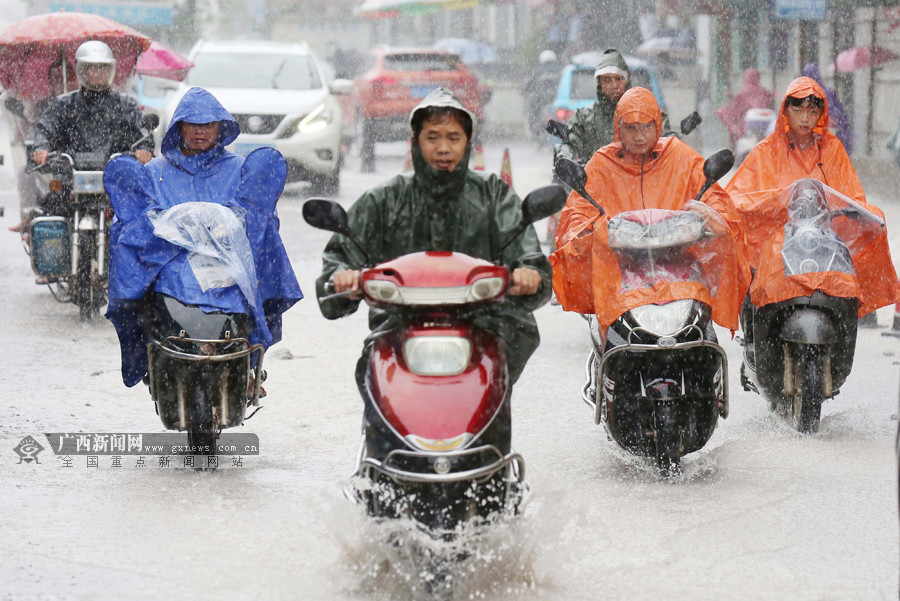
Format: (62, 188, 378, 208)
(409, 87, 476, 199)
(593, 48, 631, 103)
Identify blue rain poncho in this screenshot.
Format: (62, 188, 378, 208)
(104, 87, 302, 386)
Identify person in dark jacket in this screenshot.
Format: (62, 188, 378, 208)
(554, 48, 630, 164)
(554, 48, 672, 165)
(32, 41, 153, 167)
(317, 87, 551, 385)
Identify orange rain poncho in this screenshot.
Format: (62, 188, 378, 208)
(550, 87, 750, 331)
(726, 77, 899, 316)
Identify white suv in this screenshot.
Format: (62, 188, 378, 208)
(165, 40, 352, 193)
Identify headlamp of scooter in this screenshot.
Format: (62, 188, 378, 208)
(466, 276, 505, 302)
(403, 335, 472, 376)
(363, 275, 505, 306)
(405, 432, 474, 453)
(364, 279, 401, 303)
(629, 299, 694, 337)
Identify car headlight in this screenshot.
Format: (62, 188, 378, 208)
(403, 336, 472, 376)
(276, 103, 333, 138)
(629, 299, 694, 336)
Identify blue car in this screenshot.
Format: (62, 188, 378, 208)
(550, 51, 667, 125)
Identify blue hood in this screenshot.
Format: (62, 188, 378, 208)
(162, 87, 241, 155)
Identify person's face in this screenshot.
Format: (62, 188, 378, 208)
(417, 113, 468, 172)
(179, 121, 221, 155)
(80, 64, 113, 90)
(785, 99, 823, 139)
(597, 74, 627, 103)
(619, 119, 659, 157)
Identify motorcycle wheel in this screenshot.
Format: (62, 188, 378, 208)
(187, 369, 218, 465)
(654, 402, 682, 476)
(791, 344, 824, 434)
(74, 230, 98, 322)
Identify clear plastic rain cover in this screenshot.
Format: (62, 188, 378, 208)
(780, 179, 884, 277)
(148, 202, 258, 305)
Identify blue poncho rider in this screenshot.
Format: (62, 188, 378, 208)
(104, 87, 303, 388)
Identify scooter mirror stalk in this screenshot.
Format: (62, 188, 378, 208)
(554, 158, 604, 216)
(694, 148, 735, 202)
(302, 198, 372, 266)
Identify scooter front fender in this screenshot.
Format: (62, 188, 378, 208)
(779, 307, 837, 344)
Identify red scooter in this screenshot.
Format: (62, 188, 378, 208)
(302, 185, 565, 532)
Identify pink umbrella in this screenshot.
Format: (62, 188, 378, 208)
(0, 12, 150, 100)
(835, 46, 900, 73)
(136, 40, 194, 81)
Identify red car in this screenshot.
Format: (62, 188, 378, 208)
(345, 46, 491, 169)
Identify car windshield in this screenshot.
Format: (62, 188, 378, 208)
(383, 54, 460, 72)
(186, 53, 322, 90)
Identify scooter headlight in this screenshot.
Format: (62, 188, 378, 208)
(405, 432, 474, 452)
(403, 336, 472, 376)
(466, 276, 505, 302)
(629, 299, 694, 336)
(364, 280, 401, 303)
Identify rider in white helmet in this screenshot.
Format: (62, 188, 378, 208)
(32, 40, 153, 167)
(74, 40, 117, 92)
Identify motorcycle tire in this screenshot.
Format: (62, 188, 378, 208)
(654, 402, 682, 476)
(74, 230, 98, 322)
(187, 368, 218, 463)
(791, 344, 824, 434)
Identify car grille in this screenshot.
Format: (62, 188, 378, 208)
(232, 113, 284, 135)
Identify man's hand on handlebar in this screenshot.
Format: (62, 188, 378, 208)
(331, 269, 361, 296)
(32, 149, 48, 165)
(133, 149, 153, 165)
(509, 267, 541, 296)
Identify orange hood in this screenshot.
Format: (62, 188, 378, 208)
(775, 76, 829, 137)
(613, 87, 664, 143)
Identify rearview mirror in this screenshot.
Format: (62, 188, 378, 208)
(521, 184, 568, 225)
(680, 111, 702, 136)
(703, 148, 735, 183)
(554, 157, 604, 215)
(496, 184, 568, 260)
(545, 119, 570, 142)
(141, 112, 160, 130)
(694, 149, 735, 202)
(3, 96, 24, 118)
(302, 198, 372, 265)
(302, 198, 350, 234)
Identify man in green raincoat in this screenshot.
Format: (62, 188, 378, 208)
(316, 87, 551, 385)
(554, 48, 671, 164)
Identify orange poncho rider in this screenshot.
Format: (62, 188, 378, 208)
(551, 87, 750, 333)
(726, 76, 899, 317)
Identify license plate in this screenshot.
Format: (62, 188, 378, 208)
(233, 142, 273, 156)
(410, 85, 434, 99)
